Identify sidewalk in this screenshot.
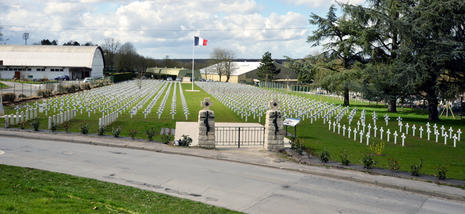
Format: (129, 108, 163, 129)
(0, 128, 464, 202)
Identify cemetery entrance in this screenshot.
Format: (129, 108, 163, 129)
(215, 126, 265, 148)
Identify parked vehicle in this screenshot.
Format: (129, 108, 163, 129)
(83, 77, 93, 83)
(54, 75, 70, 81)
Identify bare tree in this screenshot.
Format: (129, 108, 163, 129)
(101, 38, 121, 73)
(210, 48, 235, 82)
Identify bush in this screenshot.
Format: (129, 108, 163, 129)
(161, 134, 174, 144)
(31, 119, 40, 131)
(112, 127, 121, 138)
(63, 121, 70, 132)
(37, 89, 53, 98)
(81, 83, 91, 90)
(129, 129, 137, 140)
(20, 121, 26, 129)
(369, 141, 385, 155)
(146, 127, 155, 141)
(388, 158, 400, 171)
(436, 165, 447, 180)
(98, 127, 105, 136)
(362, 154, 376, 169)
(110, 72, 136, 83)
(291, 138, 304, 155)
(339, 150, 350, 166)
(51, 124, 57, 132)
(80, 123, 89, 135)
(319, 149, 330, 163)
(410, 159, 423, 176)
(2, 93, 16, 102)
(18, 94, 27, 98)
(176, 135, 192, 147)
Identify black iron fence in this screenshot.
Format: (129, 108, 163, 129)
(215, 126, 265, 148)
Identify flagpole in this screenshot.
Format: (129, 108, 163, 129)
(191, 36, 195, 91)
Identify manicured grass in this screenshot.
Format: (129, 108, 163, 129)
(0, 164, 238, 213)
(3, 83, 242, 142)
(281, 90, 465, 180)
(0, 82, 8, 89)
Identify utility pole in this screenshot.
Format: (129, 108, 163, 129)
(23, 33, 29, 45)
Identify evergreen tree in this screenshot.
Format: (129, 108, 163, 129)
(307, 5, 362, 106)
(257, 51, 279, 83)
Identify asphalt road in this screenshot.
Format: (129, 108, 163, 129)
(0, 136, 464, 214)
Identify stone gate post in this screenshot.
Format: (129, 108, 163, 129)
(198, 97, 215, 149)
(264, 99, 284, 151)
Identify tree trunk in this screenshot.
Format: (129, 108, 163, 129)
(427, 95, 439, 121)
(387, 98, 397, 112)
(343, 88, 350, 106)
(226, 75, 230, 82)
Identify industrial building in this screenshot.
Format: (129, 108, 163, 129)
(0, 45, 105, 80)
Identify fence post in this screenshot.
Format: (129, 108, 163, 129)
(238, 127, 241, 148)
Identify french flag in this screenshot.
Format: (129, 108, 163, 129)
(194, 36, 207, 46)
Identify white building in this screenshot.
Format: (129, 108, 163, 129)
(0, 45, 105, 80)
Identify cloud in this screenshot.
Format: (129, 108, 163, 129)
(281, 0, 365, 8)
(0, 0, 314, 58)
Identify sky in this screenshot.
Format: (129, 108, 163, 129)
(0, 0, 364, 59)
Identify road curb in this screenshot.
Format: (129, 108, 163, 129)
(1, 129, 464, 202)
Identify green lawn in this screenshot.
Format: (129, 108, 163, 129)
(0, 82, 8, 89)
(3, 83, 242, 142)
(0, 164, 238, 213)
(280, 90, 465, 180)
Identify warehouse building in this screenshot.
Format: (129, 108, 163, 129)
(0, 45, 105, 80)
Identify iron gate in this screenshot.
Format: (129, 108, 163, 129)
(215, 126, 265, 148)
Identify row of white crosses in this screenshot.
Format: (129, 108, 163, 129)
(197, 82, 324, 123)
(178, 82, 190, 120)
(157, 81, 172, 119)
(4, 105, 39, 128)
(170, 81, 177, 119)
(143, 82, 168, 118)
(48, 109, 77, 129)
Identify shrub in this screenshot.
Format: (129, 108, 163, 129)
(410, 159, 423, 176)
(112, 127, 121, 138)
(51, 124, 57, 132)
(339, 150, 350, 166)
(177, 135, 192, 147)
(18, 94, 27, 98)
(129, 129, 137, 139)
(81, 83, 91, 90)
(161, 134, 174, 144)
(37, 89, 52, 98)
(31, 119, 40, 131)
(2, 93, 16, 102)
(319, 149, 330, 163)
(146, 127, 155, 141)
(20, 121, 26, 129)
(369, 141, 385, 155)
(80, 123, 89, 135)
(291, 138, 304, 155)
(63, 121, 70, 132)
(436, 165, 447, 180)
(98, 127, 105, 136)
(388, 158, 400, 171)
(362, 154, 376, 169)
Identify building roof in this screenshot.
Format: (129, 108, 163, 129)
(146, 67, 186, 76)
(0, 45, 104, 68)
(200, 61, 261, 76)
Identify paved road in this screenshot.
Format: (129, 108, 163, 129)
(0, 136, 464, 214)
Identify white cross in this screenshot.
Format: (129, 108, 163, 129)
(328, 120, 332, 131)
(380, 127, 384, 140)
(343, 124, 346, 136)
(393, 131, 398, 145)
(333, 121, 337, 132)
(427, 128, 431, 141)
(440, 125, 446, 136)
(374, 126, 378, 138)
(458, 129, 462, 141)
(357, 120, 360, 130)
(386, 129, 391, 142)
(444, 132, 448, 145)
(384, 114, 389, 126)
(435, 131, 439, 143)
(405, 123, 410, 134)
(360, 131, 363, 144)
(367, 123, 372, 133)
(412, 124, 416, 136)
(448, 127, 453, 139)
(401, 133, 406, 147)
(419, 126, 423, 138)
(348, 127, 352, 138)
(366, 133, 370, 146)
(399, 122, 403, 132)
(354, 128, 357, 141)
(453, 134, 457, 148)
(433, 123, 438, 133)
(337, 123, 341, 134)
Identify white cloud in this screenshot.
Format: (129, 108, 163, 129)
(281, 0, 365, 8)
(0, 0, 314, 58)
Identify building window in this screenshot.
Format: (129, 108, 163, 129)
(27, 68, 31, 71)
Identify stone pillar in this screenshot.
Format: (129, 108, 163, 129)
(264, 99, 284, 151)
(0, 96, 4, 116)
(4, 115, 9, 128)
(198, 98, 215, 149)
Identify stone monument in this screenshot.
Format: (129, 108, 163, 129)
(198, 97, 215, 149)
(264, 99, 284, 151)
